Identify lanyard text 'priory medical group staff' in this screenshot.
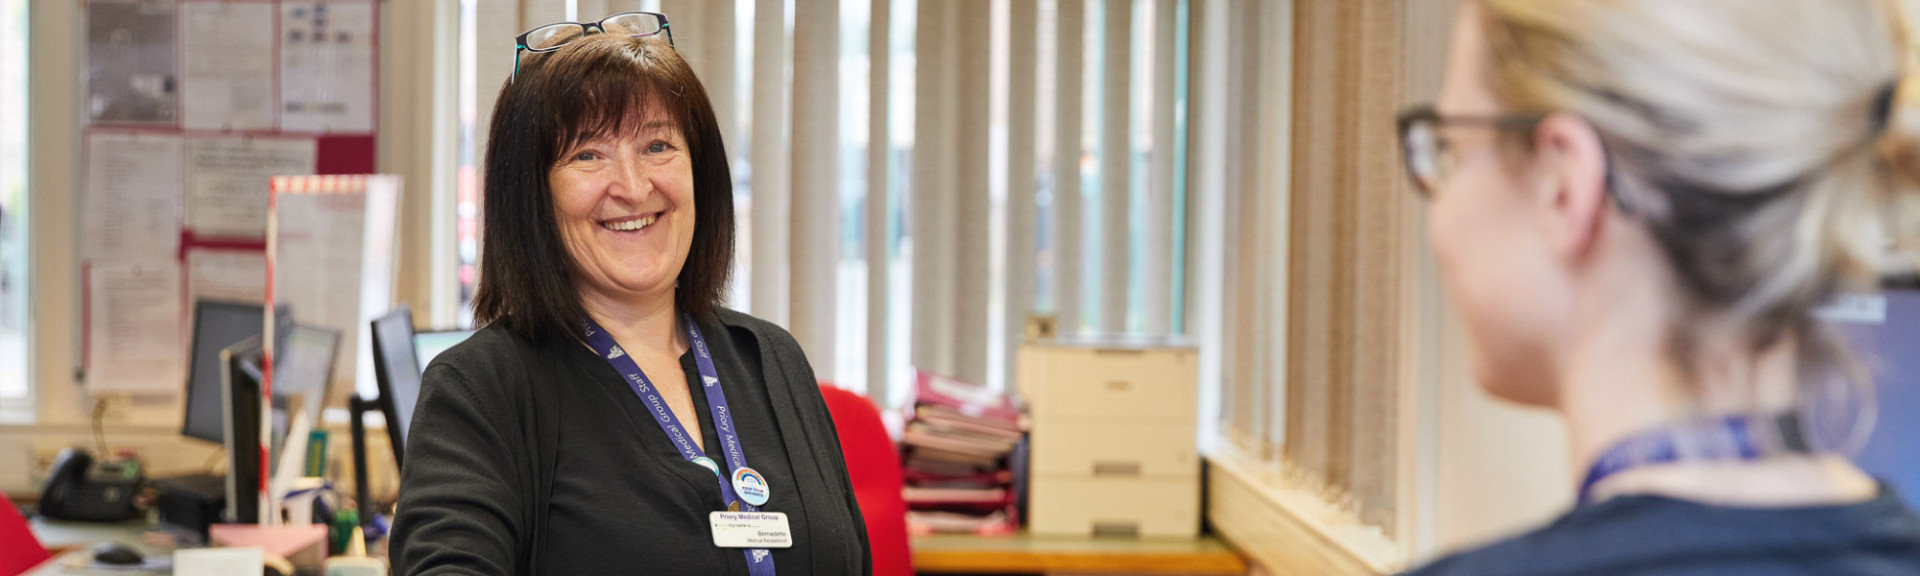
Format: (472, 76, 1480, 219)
(581, 314, 785, 575)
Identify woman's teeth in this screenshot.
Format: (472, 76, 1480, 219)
(604, 215, 656, 232)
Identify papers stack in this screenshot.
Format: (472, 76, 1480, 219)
(901, 370, 1025, 536)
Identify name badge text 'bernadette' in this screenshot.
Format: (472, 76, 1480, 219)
(710, 511, 795, 549)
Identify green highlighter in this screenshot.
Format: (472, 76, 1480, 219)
(324, 526, 389, 576)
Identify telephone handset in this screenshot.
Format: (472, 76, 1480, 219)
(37, 447, 144, 522)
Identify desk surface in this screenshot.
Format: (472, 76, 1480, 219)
(33, 518, 1248, 575)
(29, 517, 158, 552)
(26, 517, 165, 576)
(911, 532, 1247, 575)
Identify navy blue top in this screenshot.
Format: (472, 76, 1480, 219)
(1405, 484, 1920, 576)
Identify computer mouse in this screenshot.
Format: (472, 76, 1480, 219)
(91, 542, 143, 566)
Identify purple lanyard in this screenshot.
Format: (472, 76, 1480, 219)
(580, 314, 776, 576)
(1577, 412, 1807, 506)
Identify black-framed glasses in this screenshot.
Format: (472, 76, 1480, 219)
(513, 11, 674, 81)
(1396, 105, 1543, 198)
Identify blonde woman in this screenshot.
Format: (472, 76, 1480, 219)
(1401, 1, 1920, 573)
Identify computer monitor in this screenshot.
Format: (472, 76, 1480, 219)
(272, 324, 340, 427)
(184, 300, 289, 444)
(412, 329, 475, 370)
(1840, 289, 1920, 500)
(369, 305, 422, 466)
(220, 336, 264, 524)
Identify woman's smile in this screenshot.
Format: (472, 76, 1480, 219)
(599, 211, 662, 233)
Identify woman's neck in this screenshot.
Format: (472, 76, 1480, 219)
(579, 286, 684, 354)
(1557, 290, 1691, 481)
(1556, 308, 1875, 507)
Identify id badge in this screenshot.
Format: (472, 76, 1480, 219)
(709, 511, 795, 549)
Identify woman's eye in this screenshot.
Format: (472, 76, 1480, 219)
(647, 141, 671, 154)
(572, 150, 601, 163)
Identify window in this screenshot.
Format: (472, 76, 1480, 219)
(454, 0, 1190, 407)
(454, 0, 481, 328)
(0, 0, 27, 408)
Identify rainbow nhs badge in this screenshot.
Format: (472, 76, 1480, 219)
(731, 467, 771, 507)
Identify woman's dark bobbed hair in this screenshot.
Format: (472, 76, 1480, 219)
(472, 33, 735, 343)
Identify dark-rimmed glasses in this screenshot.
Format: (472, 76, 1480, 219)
(1396, 105, 1543, 199)
(513, 11, 674, 81)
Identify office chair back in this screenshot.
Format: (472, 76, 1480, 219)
(0, 502, 49, 576)
(818, 384, 913, 576)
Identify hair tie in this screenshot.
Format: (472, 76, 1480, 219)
(1870, 81, 1898, 137)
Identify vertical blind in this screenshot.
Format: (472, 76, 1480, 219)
(1185, 0, 1454, 544)
(1281, 0, 1408, 533)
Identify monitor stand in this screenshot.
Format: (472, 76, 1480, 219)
(348, 394, 378, 525)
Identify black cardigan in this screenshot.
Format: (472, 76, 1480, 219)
(391, 308, 872, 575)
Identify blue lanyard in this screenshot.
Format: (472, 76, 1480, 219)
(1577, 412, 1808, 506)
(581, 314, 776, 576)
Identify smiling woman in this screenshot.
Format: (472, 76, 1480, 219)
(393, 28, 872, 576)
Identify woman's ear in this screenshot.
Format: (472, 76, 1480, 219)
(1532, 113, 1613, 262)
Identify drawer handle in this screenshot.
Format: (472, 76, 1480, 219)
(1093, 461, 1142, 477)
(1105, 380, 1131, 391)
(1092, 522, 1141, 539)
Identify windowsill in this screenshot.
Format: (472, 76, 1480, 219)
(0, 407, 30, 426)
(1202, 445, 1404, 575)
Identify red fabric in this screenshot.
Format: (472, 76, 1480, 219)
(818, 384, 913, 576)
(0, 502, 49, 576)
